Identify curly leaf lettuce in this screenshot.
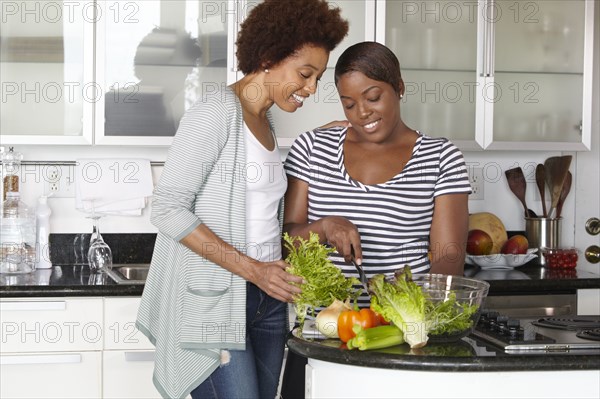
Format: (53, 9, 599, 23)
(283, 232, 359, 329)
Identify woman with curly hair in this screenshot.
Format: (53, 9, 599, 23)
(136, 1, 349, 398)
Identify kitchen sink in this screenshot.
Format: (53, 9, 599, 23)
(106, 264, 150, 284)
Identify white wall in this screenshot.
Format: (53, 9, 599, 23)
(6, 146, 574, 246)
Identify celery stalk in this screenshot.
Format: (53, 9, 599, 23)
(347, 325, 405, 351)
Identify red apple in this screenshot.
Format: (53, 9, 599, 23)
(501, 234, 529, 255)
(467, 229, 494, 255)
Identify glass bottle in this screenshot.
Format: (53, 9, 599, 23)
(2, 147, 22, 200)
(1, 191, 36, 274)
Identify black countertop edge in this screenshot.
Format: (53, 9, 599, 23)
(487, 278, 600, 294)
(0, 285, 144, 298)
(287, 336, 600, 372)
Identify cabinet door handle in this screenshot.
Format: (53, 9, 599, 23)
(124, 351, 155, 362)
(0, 301, 66, 311)
(1, 353, 82, 365)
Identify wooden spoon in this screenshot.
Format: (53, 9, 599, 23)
(505, 167, 532, 218)
(556, 171, 572, 218)
(535, 164, 547, 217)
(544, 155, 572, 218)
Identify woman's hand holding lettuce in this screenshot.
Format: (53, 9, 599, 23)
(284, 232, 359, 330)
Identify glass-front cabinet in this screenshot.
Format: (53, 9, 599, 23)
(268, 0, 373, 147)
(0, 0, 94, 144)
(379, 0, 595, 151)
(382, 0, 480, 149)
(0, 0, 595, 150)
(94, 0, 232, 145)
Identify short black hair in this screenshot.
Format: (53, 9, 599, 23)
(334, 41, 402, 96)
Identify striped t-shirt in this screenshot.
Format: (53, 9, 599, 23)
(284, 127, 472, 307)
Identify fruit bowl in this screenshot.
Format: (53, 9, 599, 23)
(412, 274, 490, 343)
(466, 248, 538, 270)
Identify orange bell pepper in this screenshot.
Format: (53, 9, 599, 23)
(371, 307, 390, 326)
(337, 307, 380, 343)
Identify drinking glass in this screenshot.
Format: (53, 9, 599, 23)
(86, 214, 113, 273)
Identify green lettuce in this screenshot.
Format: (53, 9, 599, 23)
(369, 266, 478, 348)
(369, 270, 429, 348)
(283, 232, 359, 329)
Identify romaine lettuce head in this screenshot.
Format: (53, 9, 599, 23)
(369, 268, 429, 348)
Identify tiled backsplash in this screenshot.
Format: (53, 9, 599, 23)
(49, 233, 156, 265)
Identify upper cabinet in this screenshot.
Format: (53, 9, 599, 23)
(0, 0, 94, 145)
(381, 0, 479, 150)
(94, 0, 231, 145)
(379, 0, 595, 151)
(0, 0, 595, 151)
(269, 0, 374, 147)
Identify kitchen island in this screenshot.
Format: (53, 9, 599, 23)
(288, 321, 600, 399)
(282, 264, 600, 399)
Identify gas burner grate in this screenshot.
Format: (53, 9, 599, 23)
(576, 329, 600, 342)
(532, 317, 600, 331)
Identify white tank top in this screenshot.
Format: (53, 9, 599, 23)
(244, 123, 287, 262)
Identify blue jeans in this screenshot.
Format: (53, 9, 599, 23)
(190, 282, 288, 399)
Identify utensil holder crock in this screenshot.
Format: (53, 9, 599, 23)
(525, 217, 562, 266)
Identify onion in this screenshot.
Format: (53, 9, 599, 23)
(315, 299, 352, 338)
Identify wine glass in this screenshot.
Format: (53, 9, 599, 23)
(86, 209, 113, 274)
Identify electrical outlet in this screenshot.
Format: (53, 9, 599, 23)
(468, 167, 485, 200)
(43, 165, 75, 198)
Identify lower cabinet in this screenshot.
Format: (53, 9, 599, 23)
(103, 350, 161, 399)
(577, 289, 600, 315)
(0, 298, 103, 398)
(0, 351, 102, 399)
(102, 297, 162, 398)
(0, 296, 192, 398)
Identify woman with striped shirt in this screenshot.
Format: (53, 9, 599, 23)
(280, 42, 472, 398)
(284, 41, 472, 309)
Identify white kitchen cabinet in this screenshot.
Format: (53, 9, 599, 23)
(0, 298, 103, 398)
(94, 0, 232, 146)
(0, 0, 94, 145)
(103, 349, 161, 399)
(577, 289, 600, 315)
(0, 297, 103, 352)
(306, 359, 600, 399)
(103, 296, 153, 350)
(0, 351, 102, 399)
(1, 0, 595, 152)
(103, 297, 160, 398)
(378, 0, 595, 151)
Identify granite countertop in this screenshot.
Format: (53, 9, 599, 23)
(0, 263, 598, 298)
(0, 265, 144, 297)
(287, 329, 600, 372)
(0, 234, 598, 298)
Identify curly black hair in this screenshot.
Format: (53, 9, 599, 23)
(236, 0, 349, 74)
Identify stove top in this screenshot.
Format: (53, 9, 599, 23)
(472, 311, 600, 353)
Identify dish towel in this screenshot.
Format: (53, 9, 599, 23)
(75, 159, 154, 216)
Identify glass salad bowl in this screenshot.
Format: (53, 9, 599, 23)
(411, 273, 490, 343)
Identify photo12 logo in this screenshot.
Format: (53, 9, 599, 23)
(1, 1, 141, 24)
(395, 1, 540, 24)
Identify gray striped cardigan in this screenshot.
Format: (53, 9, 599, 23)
(137, 87, 256, 399)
